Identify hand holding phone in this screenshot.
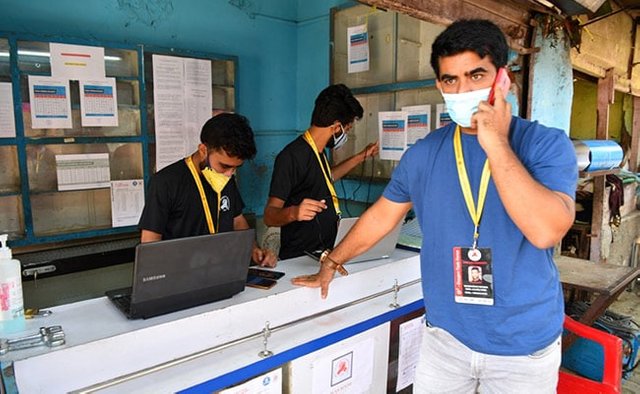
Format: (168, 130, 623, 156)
(487, 67, 511, 105)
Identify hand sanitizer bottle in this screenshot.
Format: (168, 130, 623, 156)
(0, 234, 25, 335)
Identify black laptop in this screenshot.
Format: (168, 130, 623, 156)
(106, 229, 254, 319)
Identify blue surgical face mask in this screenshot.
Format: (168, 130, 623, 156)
(328, 124, 349, 150)
(441, 87, 491, 128)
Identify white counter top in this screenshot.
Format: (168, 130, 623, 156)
(2, 249, 423, 393)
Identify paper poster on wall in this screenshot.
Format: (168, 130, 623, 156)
(219, 368, 282, 394)
(28, 76, 73, 129)
(110, 179, 145, 227)
(396, 316, 424, 391)
(311, 337, 374, 394)
(184, 58, 213, 157)
(50, 43, 106, 80)
(79, 78, 118, 127)
(0, 82, 16, 138)
(378, 111, 408, 161)
(55, 153, 110, 191)
(402, 105, 431, 147)
(347, 24, 370, 73)
(436, 103, 452, 129)
(153, 55, 186, 171)
(153, 54, 212, 171)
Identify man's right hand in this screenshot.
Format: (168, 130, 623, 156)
(291, 262, 337, 299)
(291, 198, 328, 221)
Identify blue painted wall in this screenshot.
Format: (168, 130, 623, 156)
(530, 28, 574, 134)
(296, 0, 347, 130)
(0, 0, 300, 131)
(0, 0, 308, 216)
(0, 1, 574, 219)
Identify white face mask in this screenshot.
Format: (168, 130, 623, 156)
(441, 87, 491, 128)
(328, 124, 349, 150)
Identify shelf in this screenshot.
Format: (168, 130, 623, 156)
(579, 168, 620, 178)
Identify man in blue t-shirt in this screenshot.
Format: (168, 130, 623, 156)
(293, 19, 577, 393)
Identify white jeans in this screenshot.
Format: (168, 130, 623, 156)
(413, 325, 561, 394)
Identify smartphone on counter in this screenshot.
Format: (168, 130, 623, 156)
(246, 274, 278, 290)
(248, 267, 285, 280)
(488, 67, 511, 105)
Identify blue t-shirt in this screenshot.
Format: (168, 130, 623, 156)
(383, 117, 577, 355)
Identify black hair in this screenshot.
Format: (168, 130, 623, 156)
(430, 19, 509, 79)
(200, 113, 257, 160)
(310, 84, 364, 127)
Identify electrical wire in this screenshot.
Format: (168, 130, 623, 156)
(365, 156, 375, 208)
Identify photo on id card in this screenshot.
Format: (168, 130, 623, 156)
(453, 247, 494, 305)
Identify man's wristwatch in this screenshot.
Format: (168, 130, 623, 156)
(319, 249, 349, 276)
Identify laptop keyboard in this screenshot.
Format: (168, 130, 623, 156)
(111, 294, 132, 315)
(107, 287, 133, 316)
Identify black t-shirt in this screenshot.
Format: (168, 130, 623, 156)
(139, 159, 244, 240)
(269, 136, 339, 259)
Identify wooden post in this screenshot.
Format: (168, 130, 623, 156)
(590, 68, 614, 262)
(630, 96, 640, 172)
(596, 68, 614, 140)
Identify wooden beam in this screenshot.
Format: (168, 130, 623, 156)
(631, 95, 640, 172)
(590, 68, 614, 262)
(358, 0, 530, 46)
(589, 176, 606, 262)
(525, 25, 536, 120)
(596, 68, 613, 140)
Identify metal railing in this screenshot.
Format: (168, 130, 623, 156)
(71, 278, 421, 393)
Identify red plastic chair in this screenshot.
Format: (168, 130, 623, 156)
(558, 315, 623, 394)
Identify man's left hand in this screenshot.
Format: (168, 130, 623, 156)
(253, 247, 278, 268)
(359, 141, 380, 160)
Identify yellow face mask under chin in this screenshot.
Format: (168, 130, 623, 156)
(202, 166, 231, 194)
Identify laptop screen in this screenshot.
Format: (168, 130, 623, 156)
(133, 230, 254, 301)
(111, 230, 255, 318)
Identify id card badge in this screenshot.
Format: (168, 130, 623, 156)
(453, 247, 494, 305)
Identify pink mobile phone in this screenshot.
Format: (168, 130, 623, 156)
(488, 67, 511, 105)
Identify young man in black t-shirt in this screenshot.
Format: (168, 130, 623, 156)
(264, 84, 379, 259)
(139, 113, 277, 267)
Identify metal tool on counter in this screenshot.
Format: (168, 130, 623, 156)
(0, 325, 65, 355)
(24, 308, 52, 319)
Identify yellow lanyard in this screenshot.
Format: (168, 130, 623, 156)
(302, 131, 341, 215)
(185, 156, 219, 234)
(453, 126, 491, 249)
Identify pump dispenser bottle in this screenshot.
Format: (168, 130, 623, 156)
(0, 234, 25, 335)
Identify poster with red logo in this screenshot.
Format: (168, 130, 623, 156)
(311, 337, 374, 393)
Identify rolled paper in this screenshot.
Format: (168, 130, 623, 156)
(573, 140, 623, 172)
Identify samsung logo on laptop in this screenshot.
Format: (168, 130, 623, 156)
(142, 274, 166, 282)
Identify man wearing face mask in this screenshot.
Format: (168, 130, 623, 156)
(264, 84, 379, 260)
(292, 20, 577, 393)
(139, 113, 277, 268)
